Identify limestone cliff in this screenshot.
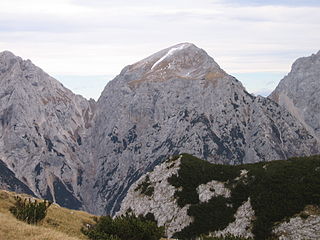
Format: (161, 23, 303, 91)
(0, 51, 95, 209)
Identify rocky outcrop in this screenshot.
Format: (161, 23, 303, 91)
(117, 156, 192, 237)
(270, 51, 320, 139)
(82, 43, 320, 215)
(197, 180, 231, 203)
(273, 205, 320, 240)
(212, 198, 255, 239)
(0, 51, 95, 209)
(118, 154, 320, 239)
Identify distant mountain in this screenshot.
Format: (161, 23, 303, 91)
(270, 50, 320, 139)
(0, 45, 319, 216)
(0, 51, 94, 209)
(80, 43, 320, 215)
(118, 154, 320, 240)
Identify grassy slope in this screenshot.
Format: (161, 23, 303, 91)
(168, 154, 320, 239)
(0, 190, 95, 240)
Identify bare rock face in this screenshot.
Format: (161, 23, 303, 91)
(270, 51, 320, 139)
(212, 198, 255, 239)
(0, 159, 35, 196)
(117, 156, 192, 237)
(273, 215, 320, 240)
(0, 51, 95, 209)
(82, 43, 320, 215)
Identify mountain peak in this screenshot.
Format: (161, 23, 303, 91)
(125, 43, 227, 87)
(270, 50, 320, 139)
(150, 43, 194, 70)
(0, 50, 17, 58)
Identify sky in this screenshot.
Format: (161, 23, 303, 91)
(0, 0, 319, 99)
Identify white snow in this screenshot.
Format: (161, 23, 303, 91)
(151, 43, 190, 70)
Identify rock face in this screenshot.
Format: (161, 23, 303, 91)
(82, 43, 320, 215)
(212, 198, 255, 239)
(270, 51, 320, 139)
(273, 214, 320, 240)
(0, 51, 94, 209)
(0, 159, 35, 196)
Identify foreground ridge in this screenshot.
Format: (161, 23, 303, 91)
(119, 154, 320, 240)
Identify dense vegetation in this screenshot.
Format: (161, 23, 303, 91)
(10, 195, 52, 224)
(168, 154, 320, 239)
(201, 235, 253, 240)
(82, 214, 164, 240)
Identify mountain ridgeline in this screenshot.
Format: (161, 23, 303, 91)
(0, 44, 319, 216)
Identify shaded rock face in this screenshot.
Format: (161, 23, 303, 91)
(0, 51, 95, 209)
(81, 43, 320, 215)
(270, 51, 320, 139)
(0, 159, 35, 196)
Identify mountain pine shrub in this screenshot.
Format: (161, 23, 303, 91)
(10, 196, 52, 224)
(82, 213, 164, 240)
(169, 154, 320, 240)
(201, 234, 253, 240)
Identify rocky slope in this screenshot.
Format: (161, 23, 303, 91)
(81, 43, 320, 215)
(270, 50, 320, 139)
(118, 154, 320, 240)
(0, 51, 95, 209)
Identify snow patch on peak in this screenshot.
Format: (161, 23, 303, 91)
(151, 43, 192, 70)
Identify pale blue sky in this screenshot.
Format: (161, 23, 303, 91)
(0, 0, 319, 99)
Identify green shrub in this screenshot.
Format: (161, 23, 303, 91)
(10, 196, 52, 224)
(135, 175, 154, 196)
(82, 213, 164, 240)
(201, 234, 253, 240)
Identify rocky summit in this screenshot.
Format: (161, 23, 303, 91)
(0, 44, 319, 216)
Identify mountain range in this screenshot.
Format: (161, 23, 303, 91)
(0, 43, 319, 216)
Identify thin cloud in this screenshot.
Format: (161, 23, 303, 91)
(0, 0, 319, 99)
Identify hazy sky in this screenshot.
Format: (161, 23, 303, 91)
(1, 0, 319, 99)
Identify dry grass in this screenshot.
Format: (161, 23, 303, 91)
(0, 190, 95, 240)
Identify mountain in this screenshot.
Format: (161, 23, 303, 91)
(0, 45, 320, 216)
(80, 43, 320, 215)
(270, 51, 320, 139)
(118, 154, 320, 240)
(0, 51, 95, 209)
